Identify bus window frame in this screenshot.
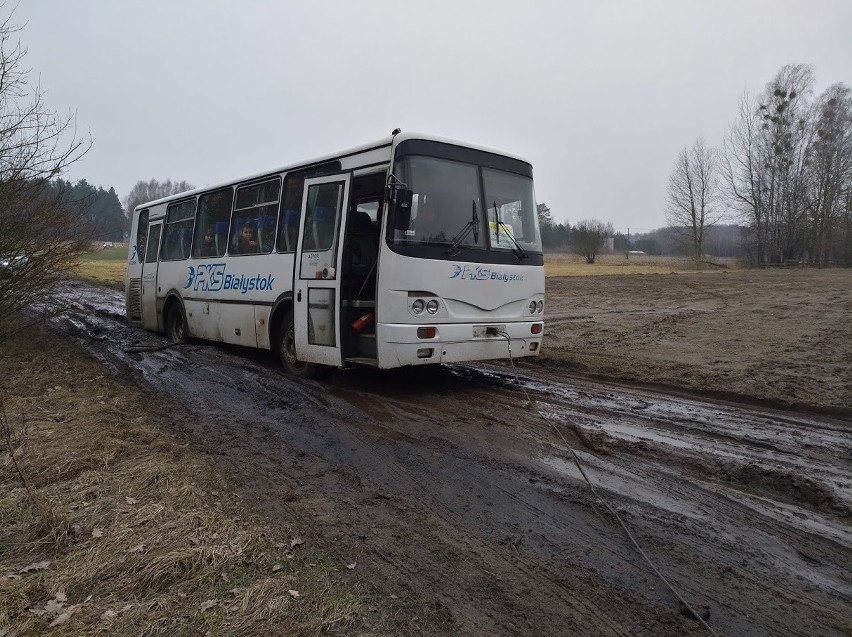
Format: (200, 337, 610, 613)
(230, 176, 282, 256)
(160, 197, 198, 262)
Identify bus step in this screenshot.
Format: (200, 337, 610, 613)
(343, 357, 379, 368)
(357, 333, 377, 358)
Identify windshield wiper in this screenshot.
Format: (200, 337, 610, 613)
(492, 201, 528, 260)
(472, 199, 479, 243)
(494, 200, 501, 246)
(501, 223, 529, 260)
(446, 200, 479, 256)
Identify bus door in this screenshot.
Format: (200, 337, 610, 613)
(293, 174, 351, 367)
(141, 221, 162, 332)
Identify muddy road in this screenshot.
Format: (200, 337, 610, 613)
(48, 281, 851, 636)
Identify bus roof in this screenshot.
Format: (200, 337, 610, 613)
(134, 131, 532, 212)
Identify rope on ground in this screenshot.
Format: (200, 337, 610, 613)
(495, 331, 719, 637)
(124, 341, 185, 354)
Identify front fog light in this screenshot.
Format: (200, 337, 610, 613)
(411, 299, 425, 314)
(529, 300, 537, 314)
(426, 299, 439, 314)
(537, 300, 543, 313)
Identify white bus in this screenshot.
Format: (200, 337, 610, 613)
(125, 131, 545, 378)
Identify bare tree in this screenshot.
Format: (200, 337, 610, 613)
(843, 189, 852, 265)
(725, 65, 852, 265)
(725, 65, 816, 265)
(759, 64, 815, 264)
(724, 91, 767, 264)
(0, 12, 92, 343)
(572, 219, 613, 264)
(804, 83, 852, 265)
(666, 138, 722, 261)
(124, 178, 194, 225)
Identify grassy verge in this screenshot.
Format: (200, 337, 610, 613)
(0, 330, 371, 636)
(76, 247, 128, 288)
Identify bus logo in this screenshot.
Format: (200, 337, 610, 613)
(185, 264, 275, 294)
(449, 264, 490, 280)
(449, 264, 524, 282)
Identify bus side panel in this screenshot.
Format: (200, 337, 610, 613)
(183, 300, 271, 349)
(159, 253, 294, 348)
(217, 303, 258, 347)
(184, 299, 223, 342)
(254, 306, 272, 350)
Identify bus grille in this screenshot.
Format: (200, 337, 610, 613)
(128, 278, 142, 321)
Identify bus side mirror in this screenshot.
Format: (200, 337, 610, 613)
(387, 186, 413, 229)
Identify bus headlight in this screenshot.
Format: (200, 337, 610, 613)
(529, 300, 537, 314)
(537, 300, 543, 313)
(411, 299, 425, 314)
(426, 300, 439, 314)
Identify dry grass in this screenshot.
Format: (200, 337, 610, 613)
(544, 253, 738, 277)
(0, 331, 370, 636)
(75, 260, 126, 288)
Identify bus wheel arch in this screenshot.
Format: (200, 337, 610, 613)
(268, 293, 294, 356)
(163, 293, 188, 343)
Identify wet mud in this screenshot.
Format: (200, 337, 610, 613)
(45, 280, 852, 636)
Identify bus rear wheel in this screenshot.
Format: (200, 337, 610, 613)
(166, 303, 188, 343)
(279, 313, 318, 379)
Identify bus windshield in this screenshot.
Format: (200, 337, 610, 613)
(388, 155, 543, 255)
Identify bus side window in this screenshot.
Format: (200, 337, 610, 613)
(232, 178, 279, 255)
(214, 221, 229, 254)
(193, 187, 233, 258)
(278, 174, 304, 253)
(280, 209, 300, 251)
(162, 199, 197, 261)
(276, 163, 341, 252)
(135, 209, 149, 262)
(144, 224, 161, 263)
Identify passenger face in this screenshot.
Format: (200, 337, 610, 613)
(241, 226, 255, 241)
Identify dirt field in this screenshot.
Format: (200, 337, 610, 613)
(1, 269, 850, 636)
(541, 268, 852, 413)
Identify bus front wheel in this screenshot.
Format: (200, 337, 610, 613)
(279, 313, 318, 379)
(166, 303, 188, 343)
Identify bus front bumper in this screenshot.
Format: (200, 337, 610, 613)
(377, 321, 543, 368)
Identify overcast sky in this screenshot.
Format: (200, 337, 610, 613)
(15, 0, 852, 233)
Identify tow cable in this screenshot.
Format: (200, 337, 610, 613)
(124, 341, 187, 354)
(495, 331, 719, 637)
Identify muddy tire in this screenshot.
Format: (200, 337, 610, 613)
(279, 312, 318, 379)
(166, 303, 188, 344)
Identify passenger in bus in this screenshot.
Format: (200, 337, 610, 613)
(199, 226, 217, 257)
(237, 221, 260, 253)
